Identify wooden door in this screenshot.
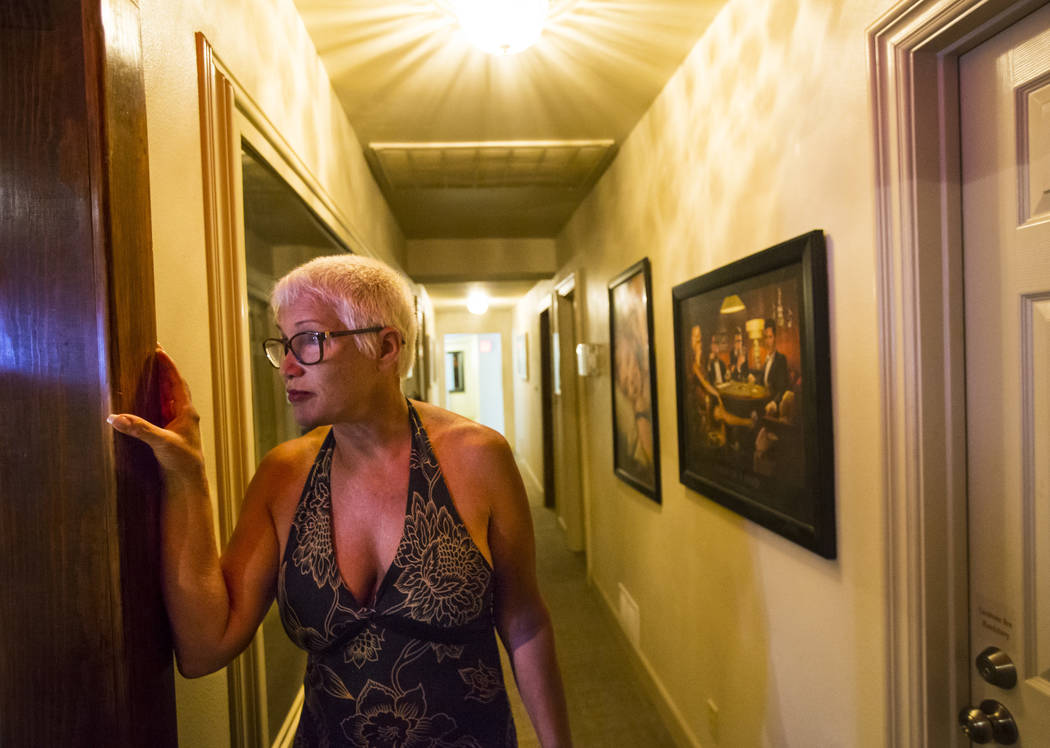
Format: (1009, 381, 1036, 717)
(961, 4, 1050, 743)
(540, 308, 555, 509)
(0, 0, 176, 744)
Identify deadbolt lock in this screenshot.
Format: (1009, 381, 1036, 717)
(976, 646, 1017, 689)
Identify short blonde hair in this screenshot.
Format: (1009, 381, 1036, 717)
(270, 254, 416, 378)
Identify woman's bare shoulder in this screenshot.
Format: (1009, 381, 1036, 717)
(251, 427, 330, 506)
(411, 401, 513, 474)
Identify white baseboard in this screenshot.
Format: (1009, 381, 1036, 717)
(515, 454, 545, 505)
(592, 581, 703, 748)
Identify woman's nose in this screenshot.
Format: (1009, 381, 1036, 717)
(280, 350, 304, 376)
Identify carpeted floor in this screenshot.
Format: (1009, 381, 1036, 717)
(501, 503, 677, 747)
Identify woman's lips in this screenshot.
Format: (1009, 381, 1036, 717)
(286, 390, 312, 403)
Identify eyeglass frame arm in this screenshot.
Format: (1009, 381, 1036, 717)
(261, 325, 385, 368)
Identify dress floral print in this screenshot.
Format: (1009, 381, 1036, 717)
(387, 493, 489, 626)
(279, 402, 516, 747)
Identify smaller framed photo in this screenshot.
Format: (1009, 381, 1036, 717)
(513, 333, 528, 381)
(446, 350, 464, 393)
(608, 257, 661, 503)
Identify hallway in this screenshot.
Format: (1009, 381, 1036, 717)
(504, 503, 676, 747)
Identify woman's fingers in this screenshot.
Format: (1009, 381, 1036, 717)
(157, 349, 190, 403)
(108, 411, 204, 477)
(107, 412, 169, 448)
(155, 347, 195, 425)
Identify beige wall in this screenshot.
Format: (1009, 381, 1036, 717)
(139, 0, 404, 743)
(443, 334, 480, 421)
(432, 308, 517, 453)
(510, 283, 554, 500)
(515, 0, 893, 744)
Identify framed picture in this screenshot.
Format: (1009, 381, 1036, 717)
(608, 257, 661, 502)
(446, 350, 464, 393)
(513, 332, 528, 380)
(671, 230, 835, 558)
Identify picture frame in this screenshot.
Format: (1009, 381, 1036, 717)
(608, 257, 661, 503)
(513, 332, 529, 381)
(671, 230, 835, 558)
(446, 350, 464, 393)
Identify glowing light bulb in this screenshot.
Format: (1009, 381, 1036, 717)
(467, 292, 490, 315)
(450, 0, 549, 55)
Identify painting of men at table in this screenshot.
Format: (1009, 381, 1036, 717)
(675, 264, 809, 523)
(673, 231, 835, 558)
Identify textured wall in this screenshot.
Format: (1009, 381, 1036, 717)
(547, 0, 892, 744)
(510, 282, 554, 500)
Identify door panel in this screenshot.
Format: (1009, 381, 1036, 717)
(962, 5, 1050, 743)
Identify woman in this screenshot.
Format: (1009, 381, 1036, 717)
(108, 255, 572, 747)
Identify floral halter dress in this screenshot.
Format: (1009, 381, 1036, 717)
(278, 402, 517, 748)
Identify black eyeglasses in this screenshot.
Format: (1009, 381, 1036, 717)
(262, 326, 384, 368)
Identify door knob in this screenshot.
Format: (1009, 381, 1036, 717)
(959, 706, 995, 743)
(976, 646, 1017, 689)
(957, 700, 1018, 745)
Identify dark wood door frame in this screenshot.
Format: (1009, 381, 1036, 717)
(0, 0, 176, 744)
(539, 308, 555, 509)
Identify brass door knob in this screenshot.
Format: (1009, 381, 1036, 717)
(959, 706, 994, 743)
(958, 700, 1018, 745)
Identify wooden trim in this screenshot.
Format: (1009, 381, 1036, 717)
(95, 1, 178, 741)
(196, 30, 381, 746)
(554, 273, 576, 297)
(273, 687, 305, 748)
(197, 43, 372, 260)
(195, 31, 267, 748)
(868, 1, 1045, 744)
(235, 113, 365, 258)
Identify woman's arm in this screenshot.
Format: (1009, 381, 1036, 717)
(479, 436, 573, 747)
(692, 360, 723, 401)
(108, 348, 281, 676)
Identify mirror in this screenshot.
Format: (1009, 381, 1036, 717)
(240, 143, 347, 743)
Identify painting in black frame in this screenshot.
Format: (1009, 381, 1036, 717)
(609, 257, 661, 503)
(671, 231, 835, 557)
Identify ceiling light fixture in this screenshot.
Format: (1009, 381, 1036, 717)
(467, 291, 490, 315)
(444, 0, 549, 56)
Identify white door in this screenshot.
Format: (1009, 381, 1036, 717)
(961, 4, 1050, 744)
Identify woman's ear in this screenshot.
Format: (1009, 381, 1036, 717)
(376, 327, 403, 370)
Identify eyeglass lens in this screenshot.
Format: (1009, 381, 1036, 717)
(263, 331, 324, 368)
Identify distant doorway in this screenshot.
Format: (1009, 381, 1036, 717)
(443, 332, 505, 436)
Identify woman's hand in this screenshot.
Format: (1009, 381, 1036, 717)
(107, 347, 206, 484)
(107, 346, 282, 677)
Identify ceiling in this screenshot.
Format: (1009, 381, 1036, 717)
(424, 279, 543, 310)
(292, 0, 728, 241)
